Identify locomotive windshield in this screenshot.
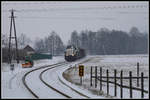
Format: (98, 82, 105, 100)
(64, 45, 86, 62)
(65, 45, 74, 56)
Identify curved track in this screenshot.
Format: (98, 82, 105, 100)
(22, 57, 93, 99)
(39, 67, 71, 98)
(22, 62, 69, 98)
(40, 64, 90, 98)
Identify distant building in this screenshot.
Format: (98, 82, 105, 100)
(23, 45, 35, 55)
(2, 45, 35, 62)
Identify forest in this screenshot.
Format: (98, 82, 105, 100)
(2, 27, 148, 62)
(68, 27, 148, 55)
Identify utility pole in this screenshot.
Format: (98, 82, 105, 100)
(8, 9, 19, 64)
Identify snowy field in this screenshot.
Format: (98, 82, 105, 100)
(1, 56, 65, 98)
(63, 54, 149, 99)
(1, 54, 149, 99)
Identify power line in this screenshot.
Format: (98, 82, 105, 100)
(15, 16, 116, 21)
(2, 4, 148, 13)
(2, 2, 148, 5)
(2, 1, 79, 5)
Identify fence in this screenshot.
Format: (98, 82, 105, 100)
(90, 63, 148, 98)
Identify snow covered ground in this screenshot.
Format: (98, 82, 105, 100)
(63, 54, 149, 99)
(2, 55, 96, 99)
(1, 54, 149, 99)
(40, 63, 88, 98)
(1, 56, 65, 99)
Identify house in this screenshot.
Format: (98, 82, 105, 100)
(23, 45, 35, 55)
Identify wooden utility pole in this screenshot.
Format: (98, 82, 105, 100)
(8, 9, 19, 64)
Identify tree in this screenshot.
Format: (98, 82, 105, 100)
(80, 30, 89, 53)
(2, 34, 9, 48)
(87, 31, 97, 54)
(34, 31, 64, 55)
(48, 31, 64, 55)
(18, 33, 32, 49)
(70, 31, 80, 47)
(55, 34, 65, 55)
(129, 27, 142, 37)
(34, 38, 45, 53)
(96, 28, 110, 55)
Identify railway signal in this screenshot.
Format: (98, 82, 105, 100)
(79, 65, 84, 77)
(79, 65, 84, 85)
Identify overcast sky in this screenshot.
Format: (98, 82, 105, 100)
(1, 1, 149, 45)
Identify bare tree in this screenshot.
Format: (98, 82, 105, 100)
(70, 30, 80, 47)
(34, 31, 64, 55)
(18, 33, 32, 49)
(2, 34, 9, 48)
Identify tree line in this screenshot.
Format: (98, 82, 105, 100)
(2, 31, 65, 62)
(68, 27, 148, 55)
(34, 31, 64, 55)
(2, 26, 148, 62)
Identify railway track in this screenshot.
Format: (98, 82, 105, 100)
(22, 57, 93, 99)
(22, 61, 70, 99)
(39, 63, 72, 98)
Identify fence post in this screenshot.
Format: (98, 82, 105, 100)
(141, 72, 144, 98)
(107, 69, 109, 96)
(137, 62, 139, 87)
(114, 69, 117, 96)
(100, 67, 102, 91)
(95, 66, 97, 88)
(129, 71, 132, 98)
(91, 66, 92, 86)
(120, 70, 123, 98)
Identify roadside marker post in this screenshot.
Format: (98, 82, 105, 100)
(10, 64, 14, 73)
(9, 64, 14, 89)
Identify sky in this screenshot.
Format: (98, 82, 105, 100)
(1, 1, 149, 46)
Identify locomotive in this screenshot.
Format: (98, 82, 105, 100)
(64, 45, 86, 62)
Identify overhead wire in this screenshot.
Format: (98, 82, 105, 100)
(2, 4, 148, 12)
(2, 4, 148, 21)
(2, 2, 148, 6)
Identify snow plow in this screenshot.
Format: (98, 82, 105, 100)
(22, 56, 34, 68)
(22, 62, 33, 68)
